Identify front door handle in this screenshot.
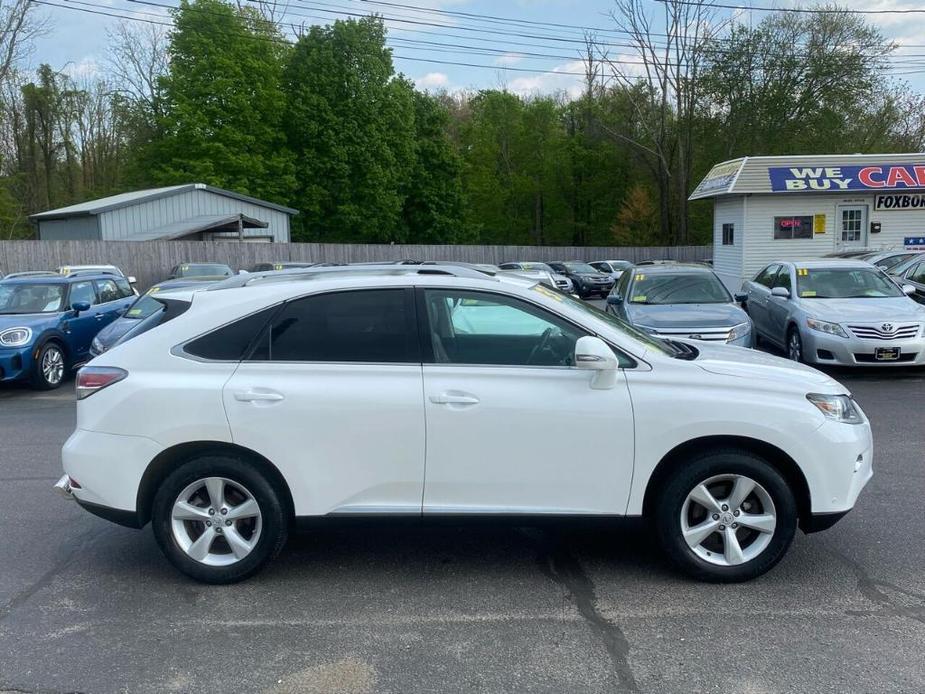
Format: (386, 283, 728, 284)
(234, 390, 285, 403)
(429, 392, 480, 406)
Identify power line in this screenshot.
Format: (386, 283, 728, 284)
(655, 0, 925, 14)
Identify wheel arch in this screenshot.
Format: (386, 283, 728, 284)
(136, 441, 295, 527)
(642, 435, 811, 527)
(33, 329, 70, 360)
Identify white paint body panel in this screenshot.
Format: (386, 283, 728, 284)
(63, 271, 874, 521)
(421, 365, 634, 514)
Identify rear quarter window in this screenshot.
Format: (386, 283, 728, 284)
(184, 307, 278, 361)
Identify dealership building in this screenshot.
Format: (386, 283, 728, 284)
(691, 154, 925, 290)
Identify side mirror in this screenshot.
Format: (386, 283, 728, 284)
(734, 292, 748, 303)
(902, 284, 916, 296)
(71, 301, 91, 314)
(574, 335, 619, 390)
(606, 294, 623, 305)
(127, 276, 137, 285)
(770, 286, 791, 299)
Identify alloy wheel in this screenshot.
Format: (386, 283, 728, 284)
(42, 346, 65, 386)
(170, 477, 262, 566)
(680, 474, 777, 567)
(788, 331, 802, 362)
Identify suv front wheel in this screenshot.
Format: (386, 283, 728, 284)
(654, 449, 797, 582)
(151, 454, 288, 583)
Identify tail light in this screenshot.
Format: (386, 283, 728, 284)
(76, 366, 127, 400)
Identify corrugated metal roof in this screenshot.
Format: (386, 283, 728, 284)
(130, 214, 268, 241)
(690, 153, 925, 200)
(30, 183, 298, 220)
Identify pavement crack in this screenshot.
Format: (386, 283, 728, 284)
(829, 547, 925, 626)
(532, 531, 639, 693)
(0, 526, 98, 624)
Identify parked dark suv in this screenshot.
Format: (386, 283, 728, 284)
(547, 262, 614, 299)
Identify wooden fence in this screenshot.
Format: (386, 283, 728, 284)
(0, 240, 712, 291)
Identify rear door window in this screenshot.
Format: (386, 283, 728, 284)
(95, 279, 120, 304)
(249, 289, 419, 363)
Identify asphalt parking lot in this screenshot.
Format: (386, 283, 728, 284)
(1, 359, 924, 693)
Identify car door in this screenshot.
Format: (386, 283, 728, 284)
(222, 288, 427, 516)
(93, 278, 129, 328)
(419, 287, 635, 515)
(766, 265, 795, 342)
(62, 280, 100, 360)
(745, 265, 778, 337)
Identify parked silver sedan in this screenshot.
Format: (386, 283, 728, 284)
(742, 260, 925, 366)
(606, 263, 753, 347)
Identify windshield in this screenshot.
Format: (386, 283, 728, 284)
(796, 268, 903, 299)
(529, 283, 676, 357)
(563, 262, 598, 273)
(628, 272, 731, 304)
(123, 294, 166, 320)
(873, 254, 912, 271)
(178, 263, 233, 277)
(0, 283, 66, 314)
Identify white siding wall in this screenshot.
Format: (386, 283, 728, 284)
(98, 189, 291, 242)
(727, 192, 925, 286)
(712, 197, 745, 291)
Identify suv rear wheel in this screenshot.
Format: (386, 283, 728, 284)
(654, 449, 797, 582)
(151, 454, 288, 583)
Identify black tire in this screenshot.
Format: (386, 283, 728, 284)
(151, 454, 289, 584)
(30, 340, 66, 390)
(654, 449, 797, 583)
(787, 325, 804, 363)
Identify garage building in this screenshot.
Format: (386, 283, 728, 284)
(31, 183, 298, 242)
(691, 154, 925, 290)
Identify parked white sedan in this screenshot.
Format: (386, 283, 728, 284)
(57, 265, 872, 584)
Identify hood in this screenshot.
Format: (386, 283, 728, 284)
(692, 341, 843, 392)
(801, 296, 925, 323)
(0, 312, 60, 334)
(628, 302, 748, 329)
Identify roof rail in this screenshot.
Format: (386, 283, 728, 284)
(62, 269, 121, 278)
(206, 263, 499, 291)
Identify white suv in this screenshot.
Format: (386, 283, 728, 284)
(56, 265, 873, 584)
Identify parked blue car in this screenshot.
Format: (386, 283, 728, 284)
(0, 272, 136, 389)
(90, 277, 220, 357)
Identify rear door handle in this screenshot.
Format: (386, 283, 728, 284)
(429, 393, 480, 406)
(234, 390, 285, 403)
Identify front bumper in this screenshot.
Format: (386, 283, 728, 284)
(802, 329, 925, 366)
(0, 345, 32, 382)
(802, 418, 873, 515)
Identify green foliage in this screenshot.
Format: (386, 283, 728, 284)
(146, 0, 295, 205)
(283, 17, 415, 242)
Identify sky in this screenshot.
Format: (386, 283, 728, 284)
(28, 0, 925, 96)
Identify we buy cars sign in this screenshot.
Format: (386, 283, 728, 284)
(769, 164, 925, 192)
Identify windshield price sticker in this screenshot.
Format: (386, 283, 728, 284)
(798, 268, 809, 276)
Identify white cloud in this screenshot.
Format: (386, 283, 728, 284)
(415, 71, 450, 90)
(506, 60, 586, 98)
(62, 57, 100, 79)
(495, 53, 525, 66)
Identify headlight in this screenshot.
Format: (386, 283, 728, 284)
(806, 393, 864, 424)
(0, 327, 33, 347)
(806, 318, 848, 338)
(727, 322, 751, 341)
(91, 336, 104, 354)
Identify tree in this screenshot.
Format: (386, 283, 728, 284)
(283, 17, 415, 242)
(147, 0, 295, 205)
(401, 90, 471, 243)
(612, 183, 659, 246)
(0, 0, 45, 86)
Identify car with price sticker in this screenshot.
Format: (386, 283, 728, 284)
(742, 260, 925, 366)
(606, 264, 753, 347)
(90, 278, 222, 357)
(167, 262, 234, 280)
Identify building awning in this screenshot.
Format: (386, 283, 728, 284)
(130, 214, 268, 241)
